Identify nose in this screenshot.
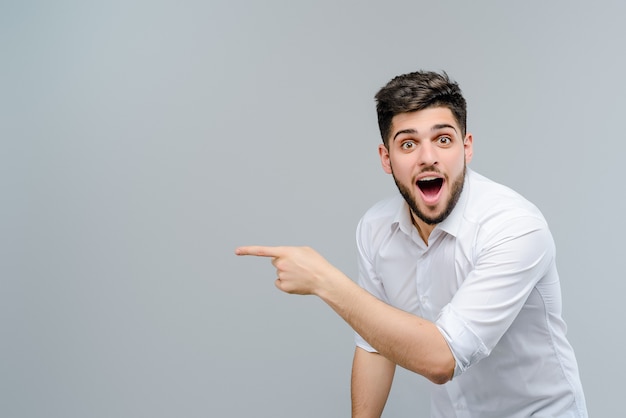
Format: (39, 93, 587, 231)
(418, 141, 438, 167)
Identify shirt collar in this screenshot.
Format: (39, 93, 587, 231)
(393, 198, 415, 236)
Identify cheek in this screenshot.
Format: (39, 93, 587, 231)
(441, 156, 465, 181)
(390, 158, 413, 177)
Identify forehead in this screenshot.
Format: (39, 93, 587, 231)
(391, 107, 459, 135)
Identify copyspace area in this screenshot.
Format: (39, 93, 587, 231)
(1, 1, 623, 417)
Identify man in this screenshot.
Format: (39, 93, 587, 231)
(236, 71, 587, 417)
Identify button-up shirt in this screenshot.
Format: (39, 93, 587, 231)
(355, 169, 587, 417)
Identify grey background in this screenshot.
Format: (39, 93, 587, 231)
(2, 1, 624, 417)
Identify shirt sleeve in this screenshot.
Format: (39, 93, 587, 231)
(353, 217, 387, 353)
(436, 215, 556, 377)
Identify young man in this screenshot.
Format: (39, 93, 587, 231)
(236, 71, 587, 417)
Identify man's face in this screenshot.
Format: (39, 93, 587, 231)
(379, 107, 473, 226)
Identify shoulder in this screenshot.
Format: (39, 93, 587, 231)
(360, 194, 404, 224)
(463, 170, 553, 249)
(356, 194, 404, 251)
(465, 170, 547, 225)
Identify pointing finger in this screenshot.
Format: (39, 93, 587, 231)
(235, 246, 284, 257)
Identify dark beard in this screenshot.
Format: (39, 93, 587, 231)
(393, 165, 466, 225)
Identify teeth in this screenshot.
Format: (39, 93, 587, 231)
(419, 176, 438, 182)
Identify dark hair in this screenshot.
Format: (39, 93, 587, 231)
(375, 70, 467, 147)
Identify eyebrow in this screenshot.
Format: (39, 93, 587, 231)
(392, 124, 458, 141)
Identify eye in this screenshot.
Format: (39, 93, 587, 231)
(400, 140, 416, 150)
(437, 136, 452, 146)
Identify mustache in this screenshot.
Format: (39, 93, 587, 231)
(417, 166, 443, 175)
(414, 166, 446, 183)
(389, 163, 444, 176)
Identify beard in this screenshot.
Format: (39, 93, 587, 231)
(392, 164, 466, 225)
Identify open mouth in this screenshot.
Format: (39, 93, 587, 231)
(417, 177, 444, 201)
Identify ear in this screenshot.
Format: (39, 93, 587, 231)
(464, 133, 474, 164)
(378, 144, 392, 174)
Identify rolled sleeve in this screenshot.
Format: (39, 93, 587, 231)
(436, 304, 489, 377)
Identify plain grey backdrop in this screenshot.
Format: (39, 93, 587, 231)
(2, 1, 624, 417)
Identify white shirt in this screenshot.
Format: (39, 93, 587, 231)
(355, 169, 587, 418)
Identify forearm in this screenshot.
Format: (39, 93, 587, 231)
(234, 245, 455, 382)
(351, 347, 395, 418)
(316, 268, 454, 384)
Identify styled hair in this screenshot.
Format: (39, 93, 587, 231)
(375, 70, 467, 147)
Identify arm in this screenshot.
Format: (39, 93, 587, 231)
(235, 246, 455, 384)
(319, 259, 454, 384)
(351, 347, 395, 418)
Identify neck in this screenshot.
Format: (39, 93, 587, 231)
(411, 212, 436, 245)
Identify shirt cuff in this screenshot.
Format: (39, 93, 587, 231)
(436, 304, 489, 378)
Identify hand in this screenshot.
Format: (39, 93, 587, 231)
(235, 246, 336, 295)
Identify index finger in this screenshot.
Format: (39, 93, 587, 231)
(235, 246, 284, 257)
